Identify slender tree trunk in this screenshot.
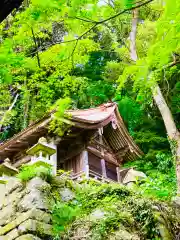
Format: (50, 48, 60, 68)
(31, 27, 41, 68)
(152, 84, 180, 193)
(130, 9, 138, 61)
(0, 94, 19, 131)
(129, 8, 180, 194)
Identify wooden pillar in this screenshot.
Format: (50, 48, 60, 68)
(116, 166, 121, 183)
(85, 164, 89, 179)
(99, 128, 107, 179)
(81, 150, 89, 179)
(101, 159, 107, 178)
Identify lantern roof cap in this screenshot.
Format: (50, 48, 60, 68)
(26, 137, 56, 156)
(0, 158, 19, 176)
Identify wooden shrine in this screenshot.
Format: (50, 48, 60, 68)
(0, 103, 143, 183)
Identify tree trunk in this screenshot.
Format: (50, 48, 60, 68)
(152, 84, 180, 194)
(0, 94, 19, 131)
(129, 8, 180, 194)
(130, 9, 138, 61)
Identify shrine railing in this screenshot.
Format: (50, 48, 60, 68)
(71, 169, 116, 183)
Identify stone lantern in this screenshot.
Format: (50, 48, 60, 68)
(0, 158, 19, 184)
(26, 137, 56, 172)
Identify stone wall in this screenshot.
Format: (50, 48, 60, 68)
(0, 177, 53, 240)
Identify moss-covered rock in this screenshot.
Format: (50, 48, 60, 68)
(109, 228, 140, 240)
(15, 234, 42, 240)
(0, 175, 180, 240)
(52, 179, 180, 239)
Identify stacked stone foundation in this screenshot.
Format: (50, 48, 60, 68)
(0, 178, 53, 240)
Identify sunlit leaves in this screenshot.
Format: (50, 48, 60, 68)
(118, 0, 180, 97)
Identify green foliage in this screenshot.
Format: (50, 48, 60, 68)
(138, 170, 176, 200)
(119, 0, 180, 96)
(115, 95, 143, 133)
(123, 0, 135, 8)
(17, 164, 53, 182)
(52, 202, 79, 237)
(76, 182, 132, 213)
(124, 152, 176, 200)
(49, 98, 72, 136)
(91, 210, 134, 239)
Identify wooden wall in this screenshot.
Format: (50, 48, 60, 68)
(106, 162, 117, 181)
(88, 152, 102, 175)
(63, 154, 83, 173)
(60, 150, 118, 182)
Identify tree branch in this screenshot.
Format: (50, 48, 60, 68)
(25, 0, 153, 59)
(31, 27, 41, 68)
(0, 94, 19, 131)
(69, 16, 97, 23)
(98, 0, 154, 24)
(70, 0, 154, 24)
(70, 39, 79, 69)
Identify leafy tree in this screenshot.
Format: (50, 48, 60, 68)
(0, 0, 179, 197)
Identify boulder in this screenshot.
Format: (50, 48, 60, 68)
(18, 177, 51, 212)
(0, 204, 16, 226)
(109, 229, 140, 240)
(59, 188, 75, 202)
(90, 209, 105, 221)
(5, 178, 23, 196)
(18, 189, 48, 212)
(4, 228, 19, 240)
(0, 189, 26, 210)
(26, 177, 50, 191)
(18, 219, 53, 236)
(0, 209, 51, 236)
(123, 169, 147, 185)
(0, 210, 34, 235)
(0, 185, 6, 206)
(172, 196, 180, 208)
(15, 234, 42, 240)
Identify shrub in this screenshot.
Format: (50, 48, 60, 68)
(52, 202, 79, 237)
(17, 164, 53, 183)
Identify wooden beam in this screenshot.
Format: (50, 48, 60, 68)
(4, 148, 16, 152)
(58, 145, 85, 162)
(92, 139, 113, 153)
(13, 156, 31, 168)
(7, 144, 28, 149)
(114, 146, 129, 157)
(98, 132, 107, 179)
(87, 146, 119, 166)
(16, 140, 29, 145)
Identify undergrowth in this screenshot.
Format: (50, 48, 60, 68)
(16, 165, 179, 239)
(51, 179, 180, 240)
(124, 152, 176, 200)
